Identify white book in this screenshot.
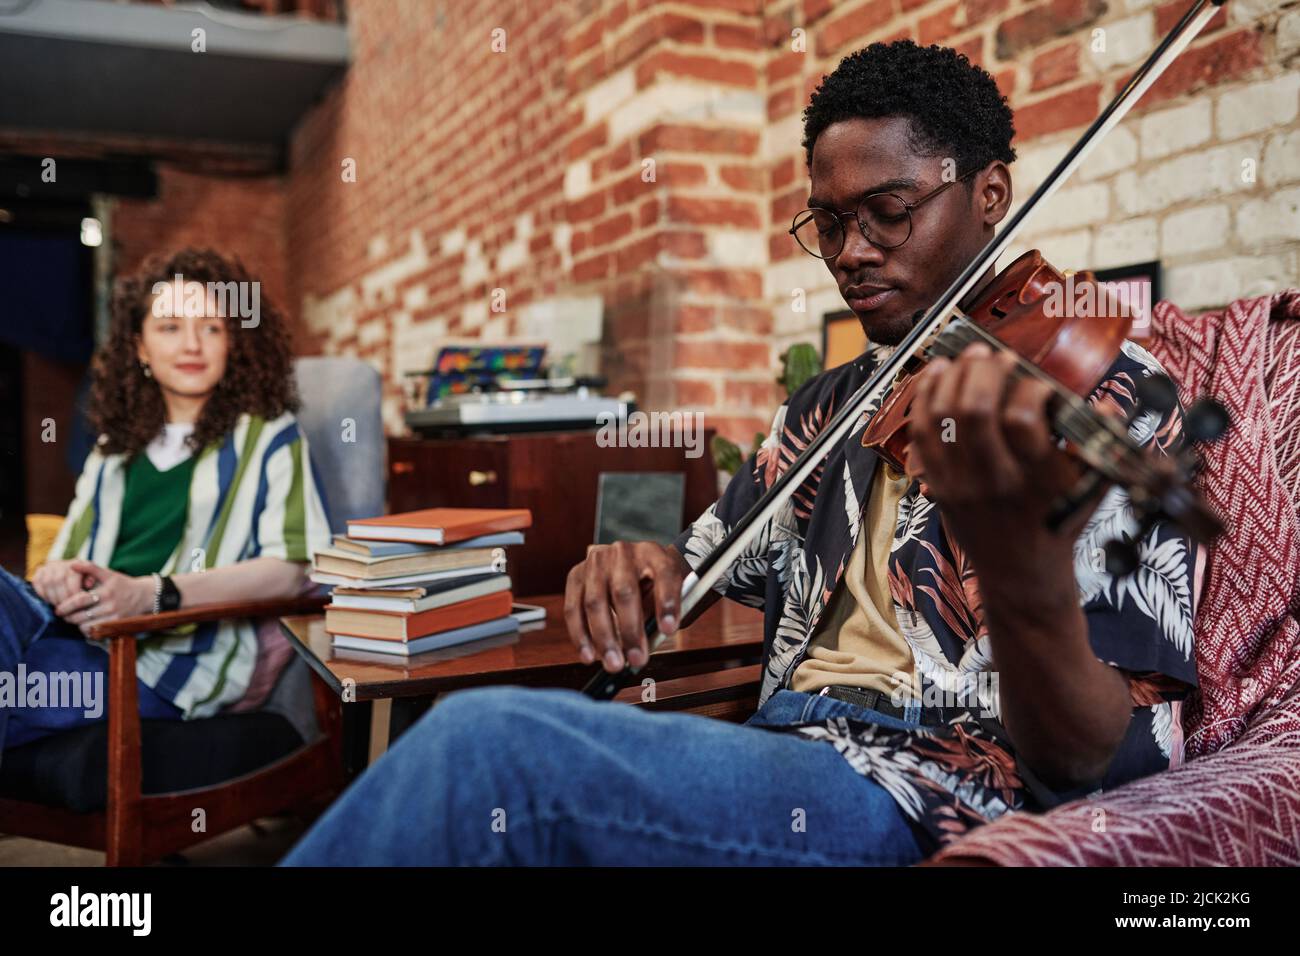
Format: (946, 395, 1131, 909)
(329, 574, 510, 613)
(310, 559, 504, 589)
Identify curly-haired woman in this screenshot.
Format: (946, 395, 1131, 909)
(0, 248, 332, 754)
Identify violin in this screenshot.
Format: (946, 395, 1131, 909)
(583, 0, 1232, 701)
(861, 249, 1227, 564)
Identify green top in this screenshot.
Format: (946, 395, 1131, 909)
(107, 451, 197, 577)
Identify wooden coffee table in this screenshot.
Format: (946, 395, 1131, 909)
(280, 593, 764, 774)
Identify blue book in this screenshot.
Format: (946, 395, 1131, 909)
(330, 615, 520, 657)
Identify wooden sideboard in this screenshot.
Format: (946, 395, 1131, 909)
(387, 430, 719, 595)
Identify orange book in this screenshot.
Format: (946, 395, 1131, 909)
(324, 590, 514, 641)
(346, 507, 532, 545)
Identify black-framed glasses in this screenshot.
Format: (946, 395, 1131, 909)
(789, 168, 978, 259)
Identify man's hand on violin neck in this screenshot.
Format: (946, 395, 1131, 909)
(564, 541, 690, 673)
(905, 340, 1094, 581)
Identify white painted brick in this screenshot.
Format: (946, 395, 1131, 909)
(358, 317, 387, 348)
(583, 67, 636, 126)
(402, 285, 428, 310)
(1012, 138, 1071, 196)
(1033, 229, 1092, 269)
(440, 227, 466, 256)
(1165, 251, 1296, 310)
(518, 295, 604, 351)
(1079, 124, 1138, 181)
(496, 237, 527, 274)
(301, 285, 357, 338)
(1087, 14, 1154, 71)
(1092, 219, 1156, 269)
(360, 229, 428, 303)
(1113, 140, 1261, 214)
(460, 238, 489, 288)
(1280, 10, 1300, 57)
(763, 115, 803, 162)
(706, 229, 766, 267)
(1229, 0, 1292, 27)
(1041, 182, 1110, 229)
(515, 212, 533, 240)
(1139, 100, 1211, 160)
(462, 298, 488, 330)
(1263, 128, 1300, 186)
(366, 233, 389, 261)
(481, 315, 509, 340)
(1160, 204, 1229, 257)
(608, 81, 763, 144)
(765, 254, 831, 301)
(563, 160, 591, 200)
(1236, 186, 1300, 244)
(1216, 74, 1300, 140)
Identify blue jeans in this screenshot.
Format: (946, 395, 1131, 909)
(0, 565, 181, 757)
(281, 683, 928, 866)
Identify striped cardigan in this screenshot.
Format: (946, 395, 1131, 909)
(48, 411, 333, 718)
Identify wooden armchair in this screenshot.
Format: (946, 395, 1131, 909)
(1, 356, 385, 865)
(0, 593, 344, 865)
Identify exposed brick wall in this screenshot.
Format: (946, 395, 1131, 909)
(283, 0, 1299, 446)
(112, 165, 291, 330)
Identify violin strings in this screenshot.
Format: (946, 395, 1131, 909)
(915, 321, 1162, 485)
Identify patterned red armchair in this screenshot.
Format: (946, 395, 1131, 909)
(926, 290, 1300, 866)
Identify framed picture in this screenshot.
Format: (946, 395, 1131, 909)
(1093, 260, 1162, 339)
(822, 308, 866, 368)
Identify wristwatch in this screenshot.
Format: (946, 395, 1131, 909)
(150, 573, 182, 614)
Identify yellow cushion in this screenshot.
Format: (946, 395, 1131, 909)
(25, 513, 66, 580)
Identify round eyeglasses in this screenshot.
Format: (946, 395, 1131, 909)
(790, 168, 978, 259)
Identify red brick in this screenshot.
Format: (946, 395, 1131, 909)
(964, 0, 1009, 28)
(573, 252, 613, 282)
(720, 163, 764, 192)
(676, 379, 718, 406)
(638, 197, 659, 228)
(919, 4, 961, 46)
(770, 155, 797, 192)
(591, 211, 635, 247)
(681, 268, 764, 298)
(666, 196, 762, 229)
(616, 234, 660, 271)
(725, 379, 782, 408)
(1029, 42, 1076, 92)
(564, 15, 604, 61)
(636, 50, 760, 89)
(715, 21, 763, 50)
(1013, 83, 1102, 140)
(900, 0, 930, 10)
(611, 12, 705, 70)
(718, 304, 774, 335)
(996, 0, 1107, 60)
(675, 340, 772, 370)
(640, 124, 760, 156)
(677, 303, 716, 333)
(1130, 29, 1264, 111)
(566, 122, 608, 162)
(767, 50, 805, 85)
(660, 160, 709, 187)
(816, 0, 894, 56)
(659, 230, 708, 258)
(768, 85, 799, 121)
(567, 191, 607, 223)
(953, 36, 984, 66)
(804, 0, 834, 24)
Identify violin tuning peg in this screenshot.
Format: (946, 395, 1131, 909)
(1184, 397, 1230, 443)
(1135, 373, 1178, 416)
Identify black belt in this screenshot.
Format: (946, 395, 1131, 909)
(819, 685, 967, 728)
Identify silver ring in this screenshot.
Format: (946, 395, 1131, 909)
(84, 606, 96, 620)
(90, 591, 100, 605)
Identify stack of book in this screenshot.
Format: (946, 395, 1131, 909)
(311, 507, 532, 657)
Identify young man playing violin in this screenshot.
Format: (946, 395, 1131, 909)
(284, 40, 1198, 866)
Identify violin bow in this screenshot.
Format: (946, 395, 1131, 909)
(583, 0, 1229, 701)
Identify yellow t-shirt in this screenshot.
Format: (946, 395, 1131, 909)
(789, 461, 916, 697)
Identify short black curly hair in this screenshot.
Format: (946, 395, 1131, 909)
(802, 40, 1016, 178)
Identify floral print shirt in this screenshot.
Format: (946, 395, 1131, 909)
(674, 339, 1200, 854)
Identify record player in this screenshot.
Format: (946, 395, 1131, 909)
(403, 345, 628, 436)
